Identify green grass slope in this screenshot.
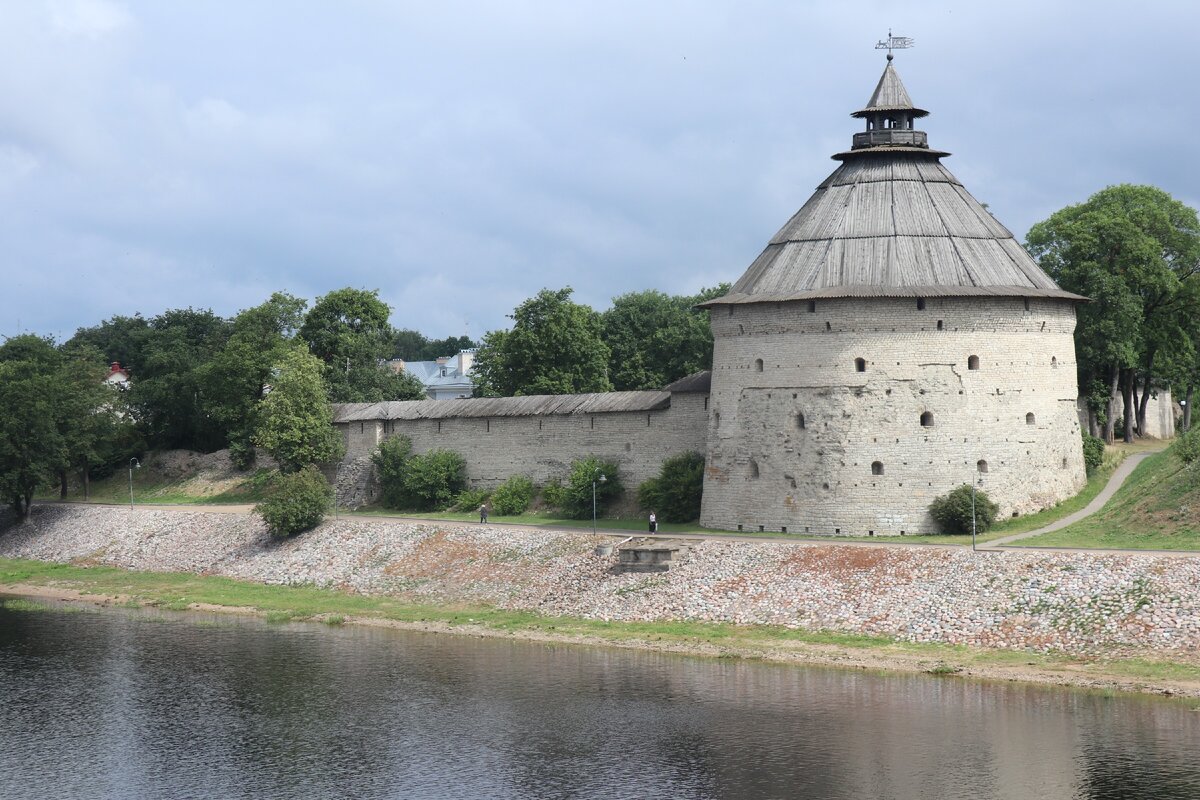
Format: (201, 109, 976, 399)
(1025, 441, 1200, 550)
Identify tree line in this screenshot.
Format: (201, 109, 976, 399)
(1026, 184, 1200, 442)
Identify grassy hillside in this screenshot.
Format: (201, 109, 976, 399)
(1025, 440, 1200, 550)
(39, 450, 274, 506)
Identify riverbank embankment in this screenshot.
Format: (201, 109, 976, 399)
(3, 504, 1200, 695)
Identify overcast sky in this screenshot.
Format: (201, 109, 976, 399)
(2, 0, 1197, 344)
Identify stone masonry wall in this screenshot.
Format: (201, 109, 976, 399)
(702, 296, 1086, 535)
(333, 393, 709, 509)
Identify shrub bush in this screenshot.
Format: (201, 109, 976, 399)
(254, 465, 332, 538)
(372, 435, 413, 508)
(399, 449, 468, 511)
(928, 484, 999, 535)
(491, 475, 536, 516)
(1176, 425, 1200, 466)
(637, 452, 704, 523)
(1081, 432, 1105, 473)
(452, 488, 490, 512)
(552, 457, 622, 519)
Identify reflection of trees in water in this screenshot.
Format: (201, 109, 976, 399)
(7, 603, 1200, 799)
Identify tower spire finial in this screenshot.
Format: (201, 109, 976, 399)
(875, 29, 914, 60)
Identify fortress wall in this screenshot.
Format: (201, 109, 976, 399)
(701, 296, 1087, 535)
(334, 392, 709, 508)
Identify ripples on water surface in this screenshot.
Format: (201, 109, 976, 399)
(1, 597, 1199, 799)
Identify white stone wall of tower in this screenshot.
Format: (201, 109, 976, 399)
(700, 296, 1087, 535)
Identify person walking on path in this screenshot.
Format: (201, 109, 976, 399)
(479, 504, 489, 524)
(649, 511, 657, 533)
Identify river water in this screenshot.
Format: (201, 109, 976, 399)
(1, 597, 1199, 800)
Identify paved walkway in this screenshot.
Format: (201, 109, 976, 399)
(983, 446, 1167, 550)
(32, 447, 1177, 556)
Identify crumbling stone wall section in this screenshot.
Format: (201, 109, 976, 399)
(333, 392, 709, 510)
(702, 296, 1087, 535)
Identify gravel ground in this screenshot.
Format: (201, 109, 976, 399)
(3, 505, 1199, 658)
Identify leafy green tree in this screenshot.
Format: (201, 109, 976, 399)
(202, 293, 307, 466)
(391, 329, 476, 361)
(254, 465, 333, 538)
(0, 336, 116, 520)
(472, 288, 611, 397)
(55, 341, 135, 498)
(602, 285, 728, 390)
(299, 287, 425, 402)
(1027, 185, 1200, 443)
(254, 347, 343, 472)
(637, 451, 705, 522)
(928, 485, 999, 535)
(66, 314, 152, 374)
(372, 435, 413, 508)
(400, 449, 467, 510)
(129, 307, 232, 451)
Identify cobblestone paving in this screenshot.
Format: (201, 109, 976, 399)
(3, 505, 1199, 657)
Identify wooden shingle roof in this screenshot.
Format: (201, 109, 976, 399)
(332, 391, 672, 423)
(703, 60, 1082, 306)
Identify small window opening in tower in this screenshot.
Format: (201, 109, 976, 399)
(855, 357, 866, 372)
(920, 411, 934, 427)
(977, 459, 989, 473)
(871, 461, 884, 476)
(1051, 356, 1058, 368)
(1026, 412, 1036, 425)
(749, 459, 759, 479)
(754, 358, 763, 372)
(797, 413, 806, 430)
(968, 355, 980, 370)
(936, 320, 944, 331)
(807, 300, 816, 313)
(1062, 457, 1068, 469)
(739, 324, 745, 335)
(916, 298, 926, 310)
(1024, 298, 1031, 312)
(714, 412, 720, 428)
(826, 321, 832, 331)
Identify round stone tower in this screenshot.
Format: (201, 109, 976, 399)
(699, 56, 1087, 535)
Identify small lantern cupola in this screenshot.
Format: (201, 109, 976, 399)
(843, 54, 943, 157)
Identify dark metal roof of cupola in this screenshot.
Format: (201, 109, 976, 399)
(702, 58, 1085, 307)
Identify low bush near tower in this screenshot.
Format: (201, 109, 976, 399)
(1082, 432, 1105, 473)
(637, 452, 704, 523)
(549, 457, 622, 519)
(490, 475, 536, 516)
(254, 465, 333, 538)
(929, 485, 998, 535)
(1176, 426, 1200, 467)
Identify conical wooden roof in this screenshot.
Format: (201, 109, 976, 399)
(706, 61, 1083, 306)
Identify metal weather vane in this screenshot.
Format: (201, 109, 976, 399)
(875, 29, 914, 59)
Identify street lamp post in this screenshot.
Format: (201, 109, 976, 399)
(333, 462, 342, 520)
(128, 458, 141, 510)
(592, 472, 606, 535)
(971, 472, 983, 552)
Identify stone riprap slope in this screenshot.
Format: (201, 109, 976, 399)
(3, 505, 1199, 658)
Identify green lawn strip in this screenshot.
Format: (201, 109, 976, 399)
(1023, 449, 1200, 550)
(36, 468, 274, 506)
(3, 557, 1198, 689)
